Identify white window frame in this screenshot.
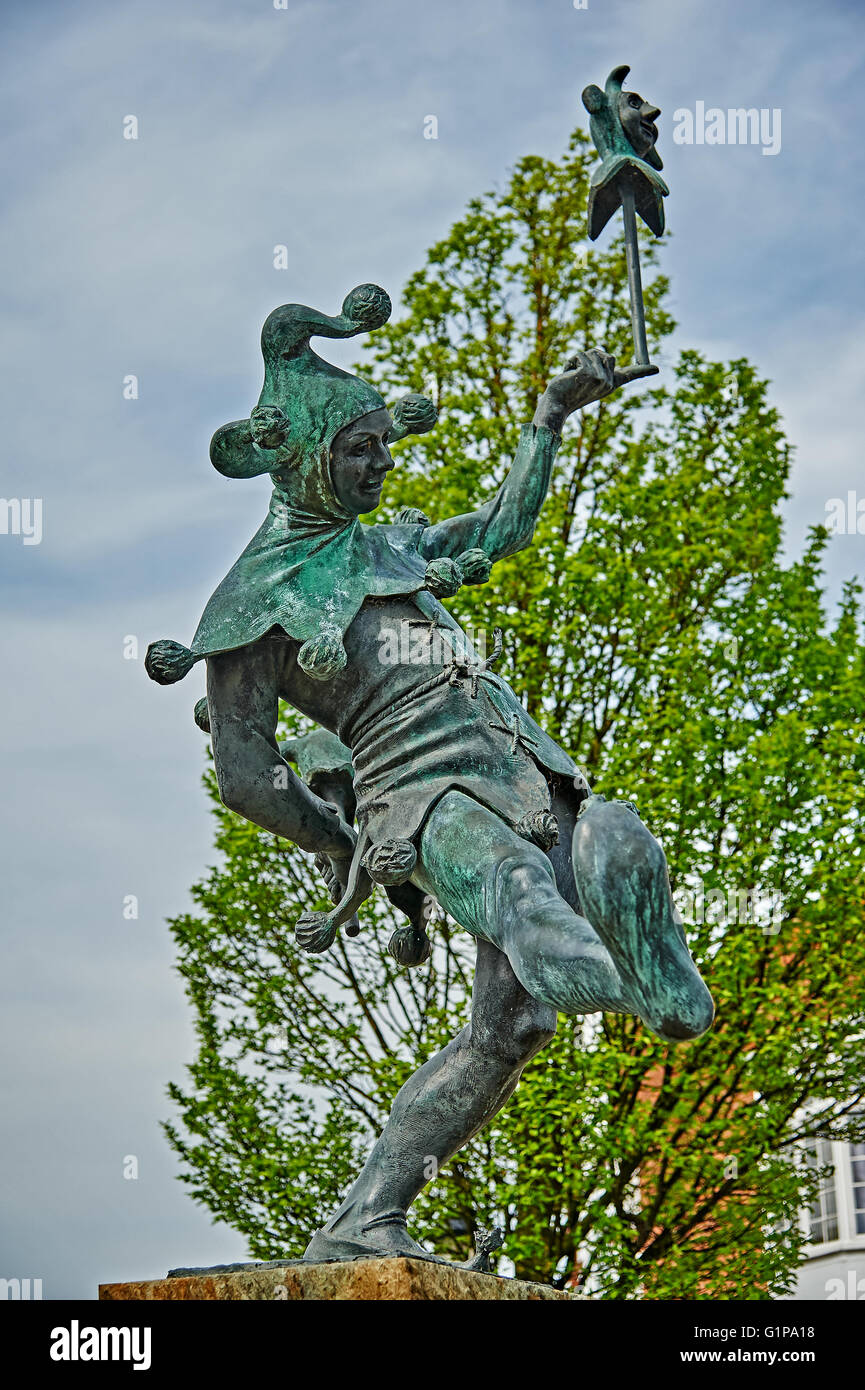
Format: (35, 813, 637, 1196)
(800, 1140, 865, 1255)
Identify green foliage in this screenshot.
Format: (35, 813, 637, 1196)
(165, 129, 865, 1297)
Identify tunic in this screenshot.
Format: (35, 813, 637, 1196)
(269, 587, 587, 849)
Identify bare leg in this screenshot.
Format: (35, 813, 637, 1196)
(305, 793, 632, 1262)
(304, 938, 556, 1261)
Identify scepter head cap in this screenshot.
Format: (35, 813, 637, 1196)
(582, 64, 668, 239)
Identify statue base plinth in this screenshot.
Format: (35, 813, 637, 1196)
(99, 1256, 573, 1301)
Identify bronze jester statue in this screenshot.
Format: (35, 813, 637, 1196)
(146, 281, 714, 1265)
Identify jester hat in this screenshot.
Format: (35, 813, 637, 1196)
(145, 284, 439, 686)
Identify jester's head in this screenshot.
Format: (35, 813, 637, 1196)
(582, 64, 663, 171)
(254, 284, 437, 522)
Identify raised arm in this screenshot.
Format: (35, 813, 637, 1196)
(419, 350, 657, 564)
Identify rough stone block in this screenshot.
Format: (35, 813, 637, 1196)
(99, 1257, 574, 1301)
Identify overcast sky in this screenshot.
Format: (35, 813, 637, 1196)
(1, 0, 863, 1300)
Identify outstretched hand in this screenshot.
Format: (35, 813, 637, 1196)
(534, 349, 658, 432)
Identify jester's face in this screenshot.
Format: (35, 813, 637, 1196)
(617, 90, 661, 160)
(330, 408, 395, 515)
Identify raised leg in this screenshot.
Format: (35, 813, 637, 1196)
(413, 790, 714, 1041)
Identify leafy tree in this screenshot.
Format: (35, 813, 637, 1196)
(164, 129, 865, 1297)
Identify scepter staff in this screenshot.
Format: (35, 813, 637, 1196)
(582, 65, 669, 370)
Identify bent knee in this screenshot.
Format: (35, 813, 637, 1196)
(573, 798, 667, 877)
(471, 1005, 557, 1069)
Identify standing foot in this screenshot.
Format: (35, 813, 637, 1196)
(304, 1207, 504, 1272)
(304, 1206, 450, 1265)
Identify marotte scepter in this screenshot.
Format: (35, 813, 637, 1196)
(583, 64, 669, 369)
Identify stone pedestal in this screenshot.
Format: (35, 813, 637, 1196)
(99, 1256, 573, 1301)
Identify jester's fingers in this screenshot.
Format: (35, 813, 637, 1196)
(612, 362, 660, 386)
(563, 348, 617, 392)
(314, 851, 342, 904)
